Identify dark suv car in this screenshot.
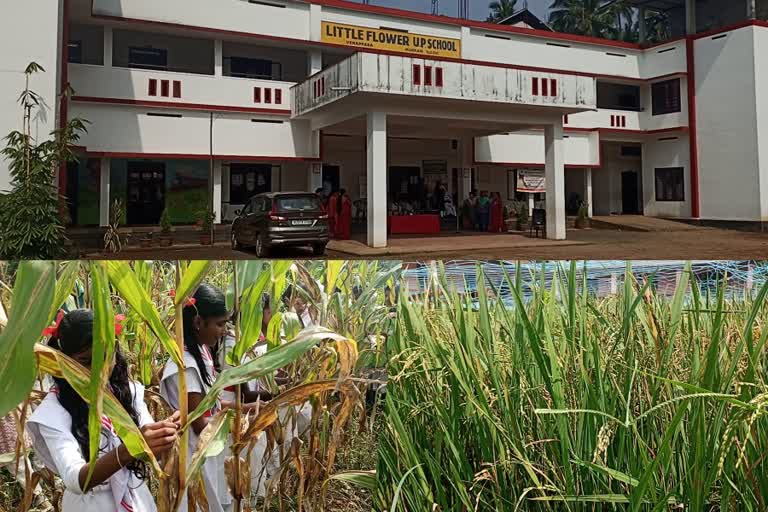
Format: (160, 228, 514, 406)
(231, 192, 329, 257)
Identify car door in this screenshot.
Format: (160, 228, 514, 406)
(257, 197, 271, 238)
(245, 197, 262, 244)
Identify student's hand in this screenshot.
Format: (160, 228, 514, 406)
(141, 419, 178, 456)
(165, 410, 181, 429)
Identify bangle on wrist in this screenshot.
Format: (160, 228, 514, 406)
(115, 446, 127, 469)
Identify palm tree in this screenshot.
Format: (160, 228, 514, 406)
(486, 0, 517, 23)
(644, 9, 672, 42)
(548, 0, 621, 39)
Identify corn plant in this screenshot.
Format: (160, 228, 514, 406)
(377, 261, 768, 511)
(0, 259, 396, 512)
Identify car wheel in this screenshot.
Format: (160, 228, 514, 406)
(231, 230, 241, 250)
(255, 234, 269, 258)
(312, 243, 327, 256)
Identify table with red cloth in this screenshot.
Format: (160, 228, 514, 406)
(388, 214, 441, 235)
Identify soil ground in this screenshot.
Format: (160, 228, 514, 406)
(94, 225, 768, 261)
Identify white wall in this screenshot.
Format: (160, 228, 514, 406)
(69, 64, 293, 111)
(695, 26, 762, 221)
(476, 130, 598, 168)
(754, 26, 768, 221)
(0, 0, 62, 192)
(70, 103, 315, 158)
(592, 142, 642, 216)
(92, 0, 311, 41)
(642, 135, 691, 217)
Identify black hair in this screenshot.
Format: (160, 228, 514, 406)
(315, 188, 323, 195)
(48, 309, 147, 481)
(182, 283, 228, 387)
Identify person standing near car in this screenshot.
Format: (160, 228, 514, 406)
(327, 191, 339, 239)
(337, 189, 352, 240)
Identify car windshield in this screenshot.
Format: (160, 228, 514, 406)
(277, 196, 321, 212)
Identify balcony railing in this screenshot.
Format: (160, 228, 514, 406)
(69, 64, 294, 113)
(292, 52, 597, 118)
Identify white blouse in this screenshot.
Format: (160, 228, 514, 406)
(27, 382, 156, 512)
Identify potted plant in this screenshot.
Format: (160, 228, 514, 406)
(197, 209, 215, 245)
(575, 202, 590, 229)
(158, 208, 173, 247)
(515, 202, 529, 231)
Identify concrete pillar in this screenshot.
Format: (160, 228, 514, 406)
(584, 168, 593, 218)
(309, 4, 322, 41)
(367, 112, 387, 248)
(638, 7, 647, 44)
(309, 162, 323, 192)
(308, 50, 322, 77)
(748, 0, 757, 19)
(544, 121, 566, 240)
(685, 0, 696, 35)
(103, 27, 113, 67)
(99, 158, 110, 227)
(528, 193, 534, 217)
(459, 138, 473, 201)
(213, 161, 222, 223)
(214, 40, 223, 76)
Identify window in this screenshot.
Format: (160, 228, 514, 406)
(621, 145, 642, 158)
(276, 195, 322, 212)
(229, 57, 280, 80)
(597, 82, 641, 111)
(229, 164, 273, 204)
(68, 41, 82, 63)
(652, 79, 681, 115)
(655, 167, 685, 201)
(128, 47, 168, 70)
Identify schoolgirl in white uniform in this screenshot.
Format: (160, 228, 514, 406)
(27, 309, 179, 512)
(160, 284, 264, 512)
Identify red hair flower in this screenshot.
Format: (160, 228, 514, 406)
(114, 314, 126, 336)
(42, 310, 65, 338)
(170, 290, 195, 307)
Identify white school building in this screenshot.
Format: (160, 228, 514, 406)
(2, 0, 768, 247)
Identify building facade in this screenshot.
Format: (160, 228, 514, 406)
(1, 0, 767, 247)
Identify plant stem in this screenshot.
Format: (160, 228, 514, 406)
(233, 264, 243, 512)
(174, 261, 189, 511)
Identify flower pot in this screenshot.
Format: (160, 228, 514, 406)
(575, 218, 590, 229)
(199, 233, 213, 245)
(158, 234, 173, 247)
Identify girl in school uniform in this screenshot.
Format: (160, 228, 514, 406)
(160, 283, 233, 512)
(161, 284, 269, 511)
(27, 309, 180, 512)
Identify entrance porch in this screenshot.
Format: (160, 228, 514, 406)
(291, 51, 597, 247)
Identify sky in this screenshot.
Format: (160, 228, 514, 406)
(366, 0, 550, 22)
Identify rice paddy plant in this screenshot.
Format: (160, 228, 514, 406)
(377, 261, 768, 511)
(0, 259, 398, 512)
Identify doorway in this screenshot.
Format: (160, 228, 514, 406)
(621, 171, 641, 214)
(127, 162, 165, 225)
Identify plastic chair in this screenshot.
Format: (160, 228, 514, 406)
(530, 208, 546, 238)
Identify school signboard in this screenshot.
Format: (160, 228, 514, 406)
(516, 169, 546, 193)
(321, 21, 462, 59)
